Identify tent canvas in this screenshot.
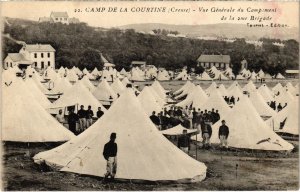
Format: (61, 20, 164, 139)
(249, 90, 276, 117)
(176, 86, 208, 109)
(2, 82, 75, 142)
(161, 124, 197, 135)
(93, 80, 117, 102)
(266, 99, 298, 135)
(138, 86, 162, 115)
(110, 78, 126, 95)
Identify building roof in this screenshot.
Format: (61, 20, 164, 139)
(6, 53, 32, 63)
(285, 70, 299, 74)
(131, 61, 146, 65)
(50, 12, 69, 18)
(22, 44, 56, 52)
(197, 54, 230, 63)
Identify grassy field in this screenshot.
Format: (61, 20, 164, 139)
(2, 78, 299, 190)
(2, 140, 299, 191)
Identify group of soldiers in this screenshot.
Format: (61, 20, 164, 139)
(149, 106, 221, 130)
(55, 105, 105, 135)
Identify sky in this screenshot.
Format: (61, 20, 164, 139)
(1, 1, 299, 28)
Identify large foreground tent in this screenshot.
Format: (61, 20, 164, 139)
(34, 89, 207, 182)
(194, 96, 294, 151)
(2, 82, 75, 142)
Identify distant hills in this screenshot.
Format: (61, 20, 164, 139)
(119, 23, 299, 40)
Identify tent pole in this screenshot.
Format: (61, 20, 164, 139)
(196, 134, 198, 160)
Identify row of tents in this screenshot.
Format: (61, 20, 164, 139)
(5, 64, 287, 83)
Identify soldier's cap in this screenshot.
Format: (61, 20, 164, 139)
(110, 132, 116, 139)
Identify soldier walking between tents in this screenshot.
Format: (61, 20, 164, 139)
(103, 133, 118, 182)
(201, 120, 212, 149)
(97, 107, 104, 119)
(218, 120, 229, 149)
(150, 111, 160, 129)
(68, 108, 79, 135)
(86, 105, 94, 128)
(177, 130, 190, 153)
(78, 105, 86, 132)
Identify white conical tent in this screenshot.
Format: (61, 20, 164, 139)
(80, 75, 95, 92)
(218, 84, 228, 96)
(174, 81, 193, 96)
(175, 83, 196, 100)
(121, 77, 130, 86)
(285, 82, 297, 95)
(227, 85, 244, 99)
(249, 90, 276, 117)
(243, 80, 257, 92)
(151, 80, 166, 99)
(50, 81, 106, 114)
(272, 83, 284, 94)
(110, 78, 126, 95)
(196, 71, 212, 81)
(120, 68, 127, 76)
(149, 86, 166, 108)
(138, 86, 162, 115)
(275, 90, 295, 105)
(205, 82, 218, 96)
(161, 124, 197, 136)
(93, 80, 117, 102)
(82, 68, 89, 75)
(276, 73, 285, 79)
(57, 67, 66, 78)
(43, 67, 58, 81)
(227, 81, 242, 92)
(266, 99, 298, 135)
(2, 82, 75, 142)
(174, 70, 190, 81)
(202, 96, 294, 151)
(49, 77, 72, 94)
(91, 68, 100, 77)
(258, 69, 265, 78)
(24, 78, 51, 108)
(200, 90, 230, 115)
(66, 69, 79, 82)
(31, 75, 50, 94)
(250, 71, 260, 80)
(258, 84, 274, 102)
(157, 70, 170, 81)
(176, 86, 208, 109)
(33, 89, 207, 182)
(130, 68, 145, 82)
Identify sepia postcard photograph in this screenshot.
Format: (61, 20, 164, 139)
(0, 1, 299, 191)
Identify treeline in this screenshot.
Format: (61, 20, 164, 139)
(3, 19, 299, 76)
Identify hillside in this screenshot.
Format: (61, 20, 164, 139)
(119, 23, 299, 40)
(2, 17, 299, 75)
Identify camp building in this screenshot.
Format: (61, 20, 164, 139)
(197, 54, 231, 71)
(4, 44, 56, 70)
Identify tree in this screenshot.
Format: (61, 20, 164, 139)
(78, 49, 104, 70)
